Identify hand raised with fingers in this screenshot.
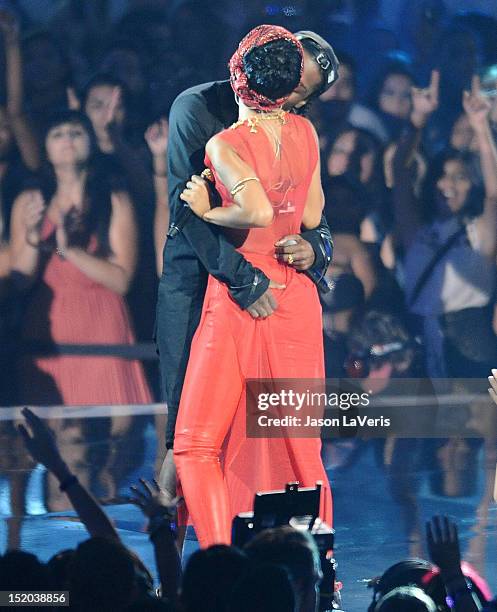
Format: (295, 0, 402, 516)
(66, 87, 80, 111)
(463, 75, 492, 132)
(17, 407, 64, 473)
(103, 86, 122, 129)
(426, 515, 462, 578)
(145, 118, 169, 158)
(24, 191, 45, 231)
(488, 369, 497, 405)
(129, 478, 182, 519)
(24, 191, 45, 246)
(411, 70, 440, 128)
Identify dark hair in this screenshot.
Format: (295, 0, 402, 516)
(421, 148, 484, 223)
(367, 559, 446, 612)
(243, 39, 302, 101)
(335, 50, 356, 73)
(244, 526, 319, 592)
(21, 30, 72, 86)
(323, 175, 367, 235)
(228, 563, 295, 612)
(38, 110, 114, 257)
(69, 537, 150, 612)
(47, 549, 75, 590)
(347, 311, 413, 369)
(0, 550, 52, 591)
(368, 62, 415, 111)
(326, 126, 384, 187)
(181, 545, 249, 612)
(374, 586, 437, 611)
(81, 73, 130, 114)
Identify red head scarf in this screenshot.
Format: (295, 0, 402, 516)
(229, 24, 304, 111)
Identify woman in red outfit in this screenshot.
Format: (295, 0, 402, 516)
(174, 26, 332, 547)
(10, 110, 152, 406)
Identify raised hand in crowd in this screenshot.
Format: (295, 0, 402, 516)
(145, 118, 169, 163)
(103, 86, 123, 133)
(66, 86, 80, 111)
(426, 515, 461, 578)
(410, 69, 440, 128)
(145, 119, 170, 275)
(18, 407, 118, 540)
(130, 478, 182, 604)
(0, 8, 39, 170)
(22, 190, 45, 248)
(463, 76, 492, 133)
(463, 75, 497, 257)
(130, 477, 181, 520)
(488, 369, 497, 405)
(426, 516, 482, 612)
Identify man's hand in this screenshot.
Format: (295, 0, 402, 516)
(145, 118, 169, 159)
(488, 369, 497, 405)
(426, 515, 462, 578)
(274, 235, 315, 271)
(410, 69, 439, 129)
(247, 280, 285, 318)
(18, 407, 66, 475)
(129, 477, 182, 519)
(103, 86, 122, 130)
(463, 75, 492, 134)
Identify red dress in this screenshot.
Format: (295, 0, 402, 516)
(19, 216, 152, 406)
(174, 113, 333, 547)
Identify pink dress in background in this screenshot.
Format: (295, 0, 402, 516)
(19, 217, 152, 406)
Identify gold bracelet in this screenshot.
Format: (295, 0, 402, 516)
(230, 176, 260, 197)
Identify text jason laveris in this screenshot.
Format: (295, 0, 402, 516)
(257, 414, 391, 427)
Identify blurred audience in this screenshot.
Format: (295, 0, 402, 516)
(0, 0, 495, 417)
(10, 110, 152, 405)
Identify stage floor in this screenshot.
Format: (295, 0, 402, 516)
(0, 404, 496, 611)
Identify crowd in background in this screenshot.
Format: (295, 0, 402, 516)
(1, 2, 497, 610)
(0, 1, 496, 404)
(0, 405, 494, 612)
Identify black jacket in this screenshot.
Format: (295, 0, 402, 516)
(162, 80, 333, 309)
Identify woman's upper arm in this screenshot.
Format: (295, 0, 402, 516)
(10, 192, 29, 250)
(205, 135, 254, 187)
(108, 192, 138, 278)
(206, 135, 274, 224)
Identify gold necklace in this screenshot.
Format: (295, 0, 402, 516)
(230, 109, 287, 134)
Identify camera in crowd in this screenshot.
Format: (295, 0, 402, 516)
(232, 481, 342, 611)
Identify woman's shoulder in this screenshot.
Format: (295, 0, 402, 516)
(205, 129, 241, 162)
(288, 112, 317, 133)
(12, 188, 43, 210)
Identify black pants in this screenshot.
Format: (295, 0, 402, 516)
(155, 251, 207, 449)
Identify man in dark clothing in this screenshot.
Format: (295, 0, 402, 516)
(156, 32, 339, 495)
